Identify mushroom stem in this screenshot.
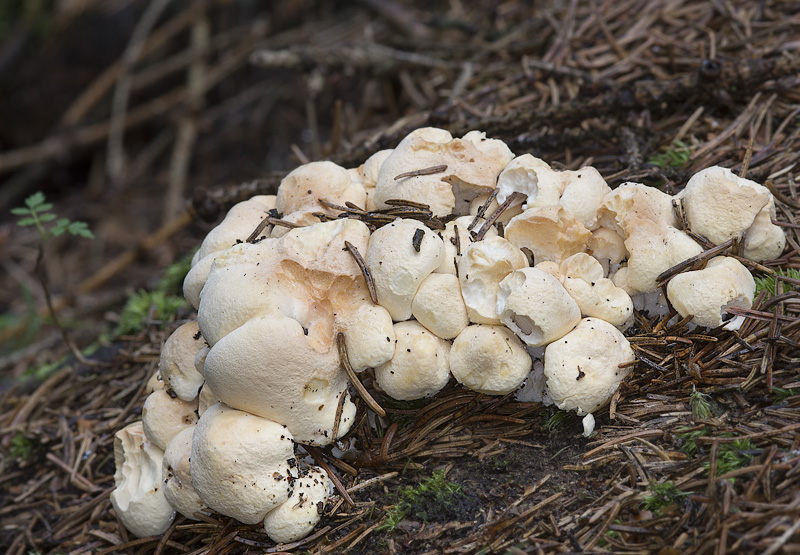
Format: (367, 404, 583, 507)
(336, 332, 386, 417)
(344, 241, 378, 304)
(305, 445, 355, 508)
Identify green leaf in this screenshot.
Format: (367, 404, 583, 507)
(11, 207, 31, 216)
(67, 221, 93, 239)
(38, 213, 56, 222)
(25, 192, 46, 209)
(56, 218, 70, 226)
(37, 203, 53, 212)
(51, 225, 66, 236)
(17, 217, 36, 226)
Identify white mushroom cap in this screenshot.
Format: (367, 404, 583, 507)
(276, 160, 367, 218)
(505, 205, 591, 265)
(676, 166, 770, 245)
(623, 219, 703, 293)
(559, 253, 634, 329)
(411, 273, 469, 339)
(743, 199, 786, 261)
(111, 422, 176, 538)
(496, 267, 581, 347)
(270, 211, 329, 239)
(203, 313, 356, 445)
(366, 219, 444, 321)
(373, 127, 514, 217)
(263, 466, 331, 544)
(558, 166, 611, 230)
(495, 154, 562, 208)
(362, 149, 394, 211)
(183, 252, 218, 310)
(338, 304, 395, 372)
(458, 236, 528, 324)
(163, 426, 207, 520)
(544, 317, 635, 414)
(533, 260, 563, 281)
(194, 345, 209, 378)
(375, 320, 451, 400)
(450, 325, 532, 395)
(159, 321, 206, 401)
(597, 183, 678, 239)
(190, 403, 297, 525)
(435, 215, 496, 275)
(195, 196, 276, 261)
(141, 388, 198, 451)
(666, 256, 756, 328)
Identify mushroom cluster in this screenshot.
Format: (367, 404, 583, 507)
(112, 127, 786, 542)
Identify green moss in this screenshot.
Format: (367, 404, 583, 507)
(378, 470, 473, 532)
(643, 481, 686, 514)
(116, 290, 188, 336)
(753, 268, 800, 298)
(648, 141, 691, 168)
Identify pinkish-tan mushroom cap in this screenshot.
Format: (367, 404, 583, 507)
(505, 205, 591, 265)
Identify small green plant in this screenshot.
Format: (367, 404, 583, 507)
(690, 386, 712, 420)
(158, 250, 197, 295)
(643, 481, 686, 514)
(772, 387, 799, 404)
(648, 140, 692, 168)
(12, 192, 95, 365)
(9, 432, 34, 463)
(378, 470, 468, 532)
(116, 290, 188, 336)
(544, 409, 572, 431)
(675, 426, 708, 456)
(704, 438, 755, 478)
(753, 268, 800, 298)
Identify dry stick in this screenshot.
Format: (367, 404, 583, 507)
(305, 445, 355, 508)
(384, 198, 431, 210)
(475, 192, 519, 241)
(394, 164, 448, 180)
(740, 136, 755, 178)
(656, 238, 735, 285)
(765, 179, 800, 210)
(343, 241, 378, 304)
(330, 390, 347, 444)
(245, 214, 271, 243)
(468, 188, 498, 231)
(336, 332, 386, 417)
(107, 0, 173, 185)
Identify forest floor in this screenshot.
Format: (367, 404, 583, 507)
(1, 1, 799, 553)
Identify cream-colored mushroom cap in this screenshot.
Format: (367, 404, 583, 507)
(623, 219, 703, 293)
(597, 183, 678, 239)
(337, 304, 395, 372)
(496, 267, 581, 347)
(159, 321, 206, 401)
(366, 219, 444, 321)
(141, 388, 198, 451)
(373, 127, 514, 217)
(666, 257, 756, 328)
(505, 206, 591, 264)
(263, 466, 331, 544)
(190, 403, 296, 525)
(533, 260, 563, 281)
(184, 196, 277, 309)
(276, 160, 367, 218)
(544, 318, 635, 414)
(197, 383, 220, 416)
(375, 321, 451, 400)
(411, 273, 469, 339)
(450, 325, 531, 395)
(559, 253, 633, 329)
(458, 236, 528, 324)
(495, 154, 562, 208)
(558, 166, 611, 230)
(743, 199, 786, 261)
(435, 215, 496, 275)
(163, 426, 207, 520)
(195, 195, 276, 261)
(677, 166, 770, 245)
(362, 149, 394, 211)
(111, 422, 176, 538)
(145, 370, 166, 394)
(203, 313, 357, 445)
